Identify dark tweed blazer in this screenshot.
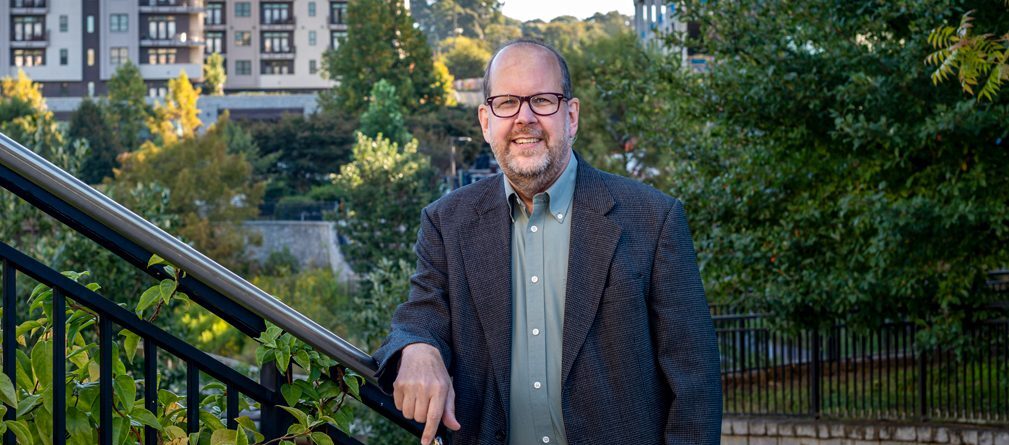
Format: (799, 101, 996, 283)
(373, 157, 722, 444)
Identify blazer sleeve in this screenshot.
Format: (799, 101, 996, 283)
(372, 206, 454, 394)
(651, 199, 722, 445)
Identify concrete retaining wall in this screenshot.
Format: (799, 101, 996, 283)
(242, 220, 353, 281)
(721, 417, 1009, 445)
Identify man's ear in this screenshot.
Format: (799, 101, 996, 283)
(478, 104, 492, 144)
(566, 98, 580, 139)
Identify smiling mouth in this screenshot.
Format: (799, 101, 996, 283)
(512, 138, 542, 145)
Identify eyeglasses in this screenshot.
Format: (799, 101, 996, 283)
(485, 93, 568, 118)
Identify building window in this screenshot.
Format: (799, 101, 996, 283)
(12, 49, 45, 67)
(110, 47, 128, 66)
(330, 2, 346, 25)
(309, 59, 317, 74)
(60, 49, 68, 65)
(205, 2, 224, 25)
(147, 48, 177, 65)
(235, 60, 252, 75)
(330, 31, 346, 49)
(308, 30, 317, 46)
(261, 3, 292, 25)
(148, 16, 176, 40)
(262, 32, 291, 53)
(234, 31, 251, 46)
(59, 15, 68, 32)
(206, 31, 225, 54)
(308, 2, 316, 17)
(235, 2, 251, 17)
(13, 16, 45, 41)
(110, 14, 128, 32)
(87, 49, 96, 66)
(261, 60, 293, 75)
(88, 82, 95, 97)
(87, 15, 95, 33)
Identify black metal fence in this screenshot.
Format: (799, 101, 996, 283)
(716, 313, 1009, 424)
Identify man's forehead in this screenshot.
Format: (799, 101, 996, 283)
(488, 44, 563, 93)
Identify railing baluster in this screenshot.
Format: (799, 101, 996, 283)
(3, 260, 17, 445)
(227, 384, 239, 429)
(144, 338, 158, 444)
(187, 361, 200, 434)
(53, 289, 66, 444)
(100, 316, 113, 445)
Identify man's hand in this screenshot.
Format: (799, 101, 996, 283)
(394, 343, 461, 445)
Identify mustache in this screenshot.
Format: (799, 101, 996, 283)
(509, 129, 543, 139)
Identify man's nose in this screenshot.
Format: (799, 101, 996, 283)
(514, 100, 539, 125)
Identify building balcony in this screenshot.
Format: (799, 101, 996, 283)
(138, 62, 202, 80)
(204, 21, 226, 30)
(10, 0, 46, 12)
(260, 47, 296, 60)
(260, 16, 296, 30)
(327, 17, 347, 29)
(141, 34, 205, 47)
(139, 0, 204, 13)
(10, 31, 48, 48)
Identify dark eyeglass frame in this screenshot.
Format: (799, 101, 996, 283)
(484, 92, 569, 118)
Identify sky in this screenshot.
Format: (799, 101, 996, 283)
(499, 0, 635, 22)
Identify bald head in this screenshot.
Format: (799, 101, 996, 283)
(482, 39, 573, 100)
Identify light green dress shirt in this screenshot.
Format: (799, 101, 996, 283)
(504, 154, 577, 445)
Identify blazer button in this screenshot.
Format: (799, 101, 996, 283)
(495, 430, 506, 441)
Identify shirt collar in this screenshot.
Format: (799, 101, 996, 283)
(503, 154, 578, 223)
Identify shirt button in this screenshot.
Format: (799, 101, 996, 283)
(530, 276, 539, 284)
(532, 328, 540, 336)
(530, 225, 538, 232)
(556, 213, 564, 220)
(533, 381, 542, 389)
(542, 436, 550, 443)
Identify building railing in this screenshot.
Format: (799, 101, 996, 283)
(10, 29, 48, 43)
(715, 312, 1009, 424)
(262, 15, 296, 26)
(0, 132, 431, 441)
(10, 0, 45, 7)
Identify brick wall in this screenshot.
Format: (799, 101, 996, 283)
(721, 416, 1009, 445)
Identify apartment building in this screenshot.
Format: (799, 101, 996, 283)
(633, 0, 708, 72)
(1, 0, 347, 97)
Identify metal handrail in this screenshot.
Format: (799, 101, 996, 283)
(0, 132, 380, 382)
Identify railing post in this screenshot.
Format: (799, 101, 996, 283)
(918, 345, 929, 421)
(810, 330, 822, 418)
(259, 361, 290, 440)
(3, 260, 17, 445)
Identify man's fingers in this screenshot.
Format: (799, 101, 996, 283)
(420, 407, 440, 445)
(400, 389, 416, 420)
(421, 391, 445, 444)
(442, 385, 460, 430)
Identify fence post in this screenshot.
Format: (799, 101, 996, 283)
(810, 330, 822, 418)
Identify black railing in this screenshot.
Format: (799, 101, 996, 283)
(0, 132, 428, 441)
(716, 313, 1009, 424)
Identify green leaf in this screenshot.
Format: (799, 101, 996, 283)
(113, 375, 137, 412)
(16, 393, 41, 417)
(5, 419, 32, 444)
(235, 416, 264, 443)
(136, 285, 161, 316)
(67, 406, 91, 436)
(280, 383, 302, 407)
(333, 405, 353, 431)
(286, 422, 307, 436)
(113, 416, 131, 445)
(278, 405, 308, 427)
(236, 424, 250, 445)
(148, 254, 167, 268)
(31, 339, 53, 388)
(159, 279, 177, 304)
(165, 425, 188, 439)
(121, 330, 140, 364)
(311, 431, 335, 445)
(276, 340, 291, 372)
(15, 320, 42, 338)
(342, 373, 361, 400)
(130, 406, 163, 430)
(199, 409, 227, 431)
(210, 428, 238, 445)
(294, 350, 311, 370)
(86, 282, 101, 292)
(0, 373, 17, 407)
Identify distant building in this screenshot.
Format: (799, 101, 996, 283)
(0, 0, 348, 97)
(633, 0, 709, 72)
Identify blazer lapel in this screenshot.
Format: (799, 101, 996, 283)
(460, 176, 513, 411)
(562, 161, 620, 384)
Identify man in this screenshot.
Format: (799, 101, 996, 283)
(373, 39, 721, 445)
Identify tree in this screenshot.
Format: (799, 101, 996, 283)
(203, 52, 227, 96)
(359, 79, 413, 145)
(326, 133, 442, 273)
(68, 99, 122, 184)
(107, 60, 148, 108)
(106, 61, 154, 152)
(439, 35, 492, 78)
(416, 0, 504, 42)
(0, 70, 66, 158)
(147, 71, 202, 146)
(114, 118, 264, 269)
(320, 0, 449, 113)
(656, 0, 1009, 345)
